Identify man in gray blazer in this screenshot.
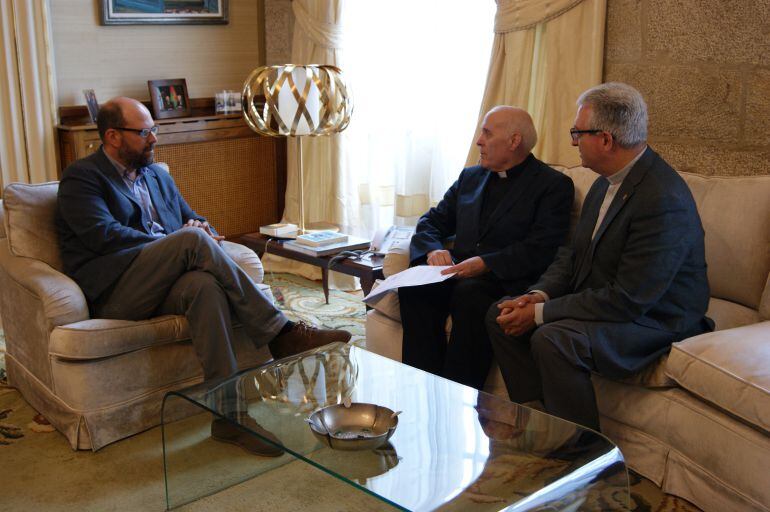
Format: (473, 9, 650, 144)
(485, 83, 712, 430)
(57, 97, 350, 456)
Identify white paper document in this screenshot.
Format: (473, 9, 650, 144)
(363, 265, 456, 304)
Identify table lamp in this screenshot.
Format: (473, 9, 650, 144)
(242, 64, 352, 234)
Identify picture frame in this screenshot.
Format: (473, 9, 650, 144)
(148, 79, 192, 120)
(100, 0, 228, 26)
(215, 90, 242, 115)
(82, 89, 100, 123)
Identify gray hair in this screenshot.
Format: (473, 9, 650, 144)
(577, 82, 648, 148)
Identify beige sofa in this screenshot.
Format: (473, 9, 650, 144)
(0, 182, 272, 451)
(365, 166, 770, 512)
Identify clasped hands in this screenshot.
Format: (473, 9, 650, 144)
(427, 250, 488, 279)
(184, 219, 224, 243)
(495, 292, 543, 337)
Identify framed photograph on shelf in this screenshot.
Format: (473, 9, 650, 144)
(215, 90, 242, 114)
(100, 0, 228, 25)
(148, 79, 191, 120)
(82, 89, 100, 123)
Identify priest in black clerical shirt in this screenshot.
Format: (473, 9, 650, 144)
(398, 106, 574, 389)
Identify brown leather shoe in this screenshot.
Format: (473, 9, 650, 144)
(211, 415, 284, 457)
(269, 321, 352, 360)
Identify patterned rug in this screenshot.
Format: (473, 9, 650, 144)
(264, 272, 366, 338)
(0, 275, 701, 511)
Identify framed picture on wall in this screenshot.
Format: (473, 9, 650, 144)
(101, 0, 228, 26)
(148, 79, 192, 120)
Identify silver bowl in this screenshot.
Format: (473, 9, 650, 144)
(307, 402, 399, 451)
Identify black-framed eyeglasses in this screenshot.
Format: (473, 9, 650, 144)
(569, 128, 603, 143)
(113, 126, 159, 138)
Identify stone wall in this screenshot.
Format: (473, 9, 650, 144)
(264, 0, 294, 65)
(604, 0, 770, 176)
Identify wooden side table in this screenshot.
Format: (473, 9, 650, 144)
(236, 233, 385, 304)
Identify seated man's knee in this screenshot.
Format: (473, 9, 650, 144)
(529, 323, 576, 362)
(177, 270, 221, 295)
(167, 227, 220, 251)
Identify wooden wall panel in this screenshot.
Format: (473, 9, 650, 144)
(157, 136, 284, 237)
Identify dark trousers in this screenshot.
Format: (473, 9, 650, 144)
(398, 275, 507, 389)
(485, 300, 680, 431)
(94, 228, 288, 383)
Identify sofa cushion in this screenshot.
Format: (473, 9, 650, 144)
(50, 284, 272, 360)
(50, 316, 192, 360)
(367, 280, 402, 321)
(680, 172, 770, 312)
(666, 321, 770, 433)
(707, 297, 761, 331)
(2, 182, 62, 271)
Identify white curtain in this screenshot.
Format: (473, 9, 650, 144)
(0, 1, 58, 188)
(266, 0, 495, 288)
(340, 1, 496, 230)
(467, 0, 606, 168)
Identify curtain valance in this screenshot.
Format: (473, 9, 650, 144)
(495, 0, 586, 33)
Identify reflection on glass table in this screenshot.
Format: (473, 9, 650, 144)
(161, 342, 628, 511)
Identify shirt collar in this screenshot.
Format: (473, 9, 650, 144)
(606, 146, 646, 186)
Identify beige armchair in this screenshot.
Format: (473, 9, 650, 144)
(0, 181, 272, 450)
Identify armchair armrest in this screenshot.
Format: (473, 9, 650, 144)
(0, 245, 89, 329)
(222, 240, 264, 284)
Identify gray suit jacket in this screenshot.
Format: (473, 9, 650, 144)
(530, 147, 711, 371)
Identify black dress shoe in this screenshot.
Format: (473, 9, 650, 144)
(211, 415, 284, 457)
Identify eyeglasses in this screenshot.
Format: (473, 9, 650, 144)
(569, 128, 603, 143)
(113, 126, 160, 138)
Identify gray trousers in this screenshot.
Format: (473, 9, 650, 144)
(485, 299, 676, 430)
(94, 228, 288, 382)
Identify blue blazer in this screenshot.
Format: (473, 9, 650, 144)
(56, 148, 208, 302)
(409, 155, 575, 295)
(533, 147, 711, 375)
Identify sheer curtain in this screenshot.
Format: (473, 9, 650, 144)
(339, 0, 496, 232)
(266, 1, 495, 288)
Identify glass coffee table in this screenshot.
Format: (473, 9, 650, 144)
(161, 342, 628, 510)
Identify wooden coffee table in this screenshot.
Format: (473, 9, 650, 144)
(236, 232, 385, 304)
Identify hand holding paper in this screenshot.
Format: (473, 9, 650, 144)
(363, 265, 456, 305)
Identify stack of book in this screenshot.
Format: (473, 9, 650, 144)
(283, 231, 370, 256)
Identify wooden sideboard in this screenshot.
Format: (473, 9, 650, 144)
(57, 109, 286, 238)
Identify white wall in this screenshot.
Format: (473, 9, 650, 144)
(50, 0, 263, 106)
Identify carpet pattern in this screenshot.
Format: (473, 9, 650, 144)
(0, 274, 701, 511)
(264, 272, 366, 337)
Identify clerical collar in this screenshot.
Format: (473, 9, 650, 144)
(606, 146, 646, 185)
(492, 153, 533, 180)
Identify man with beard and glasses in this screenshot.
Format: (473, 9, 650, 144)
(56, 97, 351, 456)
